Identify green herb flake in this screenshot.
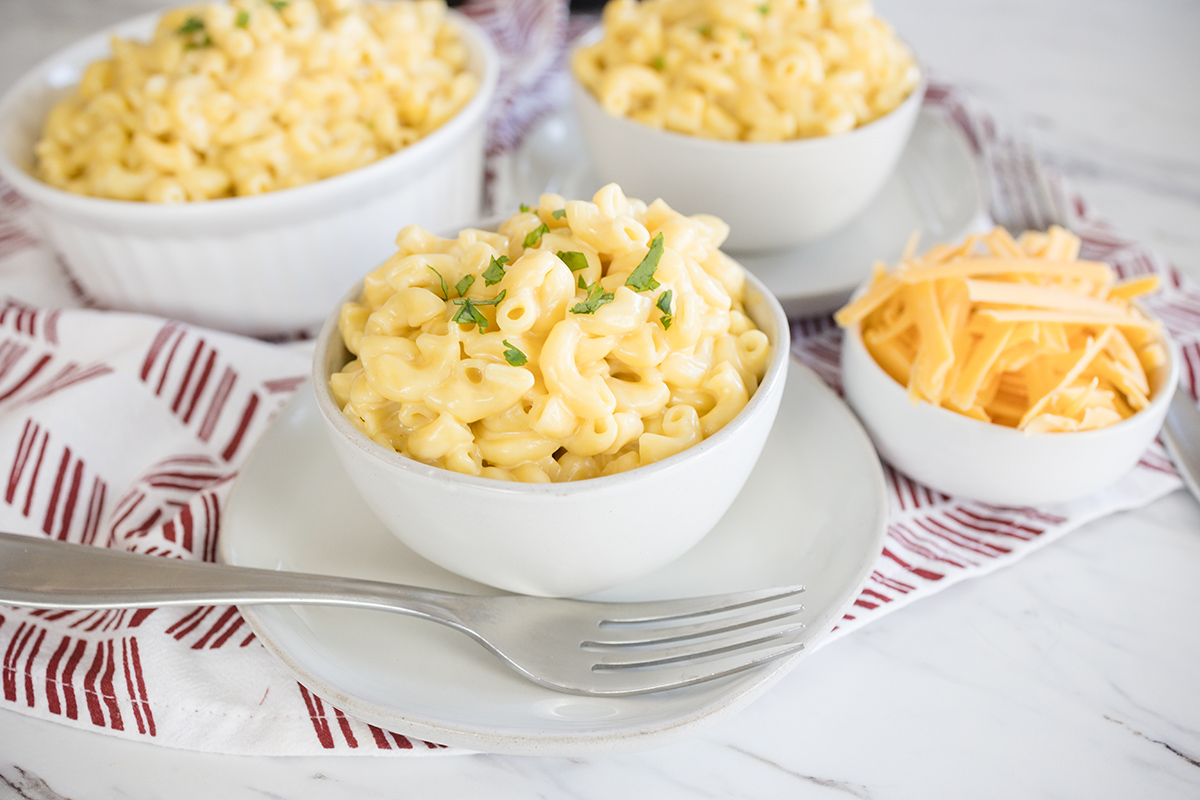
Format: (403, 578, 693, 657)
(757, 3, 769, 14)
(236, 10, 250, 26)
(269, 0, 289, 11)
(502, 340, 528, 367)
(739, 28, 750, 40)
(656, 290, 674, 329)
(450, 290, 506, 332)
(578, 274, 587, 290)
(697, 23, 713, 37)
(551, 208, 567, 220)
(452, 289, 505, 307)
(651, 55, 665, 71)
(427, 265, 449, 300)
(482, 254, 509, 286)
(625, 232, 664, 292)
(176, 15, 213, 48)
(571, 282, 615, 315)
(519, 203, 531, 213)
(455, 274, 475, 297)
(452, 299, 488, 331)
(176, 16, 205, 35)
(523, 222, 550, 249)
(556, 251, 589, 273)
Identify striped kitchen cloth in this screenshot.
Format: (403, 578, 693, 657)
(0, 29, 1195, 760)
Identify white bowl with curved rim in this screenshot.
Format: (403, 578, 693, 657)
(840, 304, 1180, 507)
(312, 269, 791, 597)
(569, 30, 925, 254)
(0, 9, 498, 337)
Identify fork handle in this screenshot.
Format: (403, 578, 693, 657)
(0, 531, 472, 629)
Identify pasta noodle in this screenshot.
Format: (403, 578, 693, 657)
(573, 0, 919, 141)
(330, 184, 771, 482)
(34, 0, 477, 202)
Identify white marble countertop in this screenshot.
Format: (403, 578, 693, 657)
(0, 1, 1198, 797)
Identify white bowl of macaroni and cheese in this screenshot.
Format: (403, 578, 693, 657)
(0, 0, 498, 337)
(312, 185, 791, 596)
(836, 226, 1179, 506)
(570, 0, 925, 253)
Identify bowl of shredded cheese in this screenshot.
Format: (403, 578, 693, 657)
(836, 225, 1179, 506)
(0, 0, 498, 336)
(570, 0, 924, 252)
(312, 184, 790, 596)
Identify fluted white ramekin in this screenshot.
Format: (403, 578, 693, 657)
(0, 9, 498, 337)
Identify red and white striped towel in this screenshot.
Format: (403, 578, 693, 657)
(0, 13, 1195, 755)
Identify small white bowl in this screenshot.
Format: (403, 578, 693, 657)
(840, 309, 1180, 507)
(570, 31, 925, 254)
(0, 10, 498, 338)
(312, 269, 791, 597)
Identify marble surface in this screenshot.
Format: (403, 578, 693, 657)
(1, 1, 1199, 797)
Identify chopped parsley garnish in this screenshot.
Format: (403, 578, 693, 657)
(451, 290, 506, 332)
(651, 55, 665, 71)
(556, 251, 588, 273)
(236, 10, 250, 26)
(502, 340, 528, 366)
(571, 281, 614, 315)
(455, 274, 475, 297)
(577, 274, 587, 290)
(697, 23, 713, 37)
(452, 300, 488, 330)
(269, 1, 289, 11)
(552, 208, 567, 220)
(625, 232, 663, 292)
(482, 254, 509, 286)
(519, 203, 531, 212)
(757, 3, 769, 14)
(427, 265, 449, 300)
(523, 222, 550, 248)
(177, 16, 205, 34)
(176, 16, 213, 48)
(656, 290, 674, 329)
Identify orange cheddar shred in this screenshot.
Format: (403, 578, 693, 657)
(837, 226, 1164, 433)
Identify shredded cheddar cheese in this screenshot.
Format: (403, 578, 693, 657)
(835, 226, 1167, 433)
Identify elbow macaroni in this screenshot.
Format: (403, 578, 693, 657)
(331, 184, 771, 482)
(34, 0, 477, 202)
(573, 0, 919, 141)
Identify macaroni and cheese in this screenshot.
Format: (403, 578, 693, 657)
(330, 184, 771, 482)
(573, 0, 919, 141)
(34, 0, 477, 202)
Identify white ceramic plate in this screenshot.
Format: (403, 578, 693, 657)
(219, 361, 887, 755)
(514, 107, 987, 318)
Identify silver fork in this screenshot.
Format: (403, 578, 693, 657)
(0, 531, 809, 696)
(986, 134, 1200, 503)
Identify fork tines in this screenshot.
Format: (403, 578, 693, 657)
(583, 585, 808, 684)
